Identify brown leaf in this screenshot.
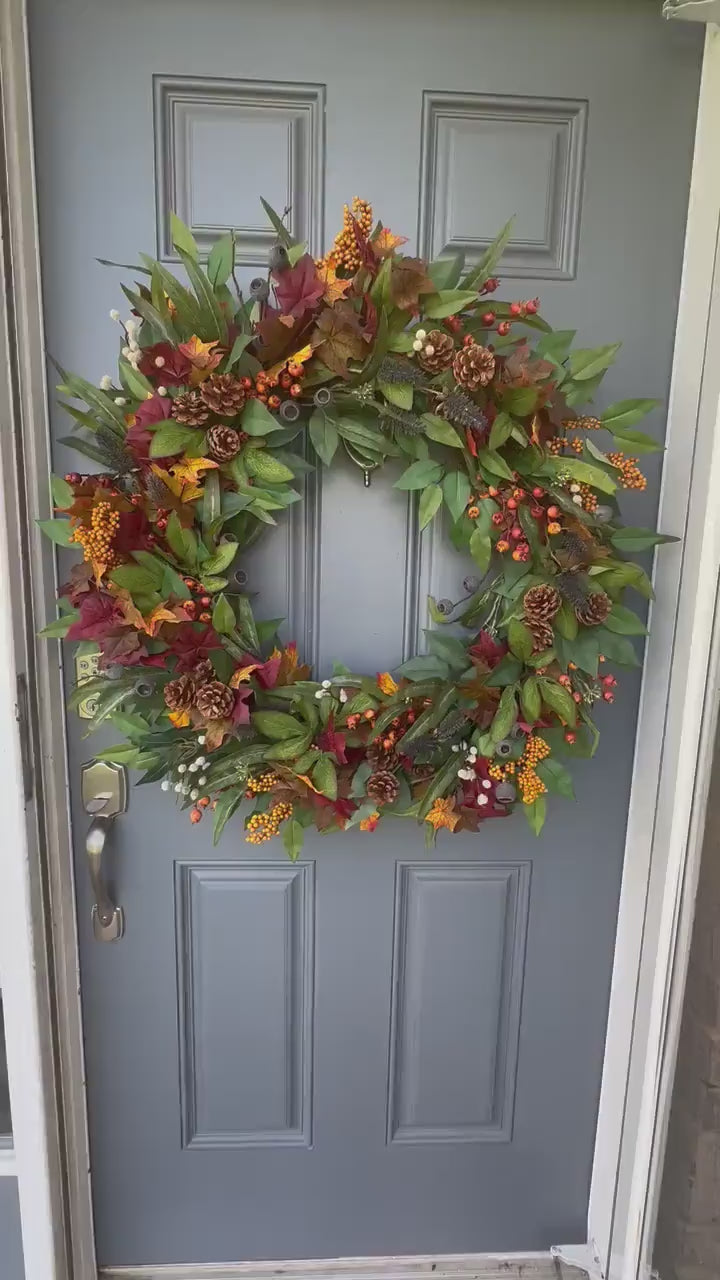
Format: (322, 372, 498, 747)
(389, 257, 435, 311)
(312, 304, 366, 378)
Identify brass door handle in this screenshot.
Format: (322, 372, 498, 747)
(86, 815, 124, 942)
(81, 760, 127, 943)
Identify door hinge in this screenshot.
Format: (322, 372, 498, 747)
(15, 671, 34, 802)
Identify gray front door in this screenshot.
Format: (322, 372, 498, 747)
(28, 0, 703, 1268)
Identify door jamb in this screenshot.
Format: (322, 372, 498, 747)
(1, 6, 719, 1280)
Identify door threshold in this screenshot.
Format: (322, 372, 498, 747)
(100, 1251, 588, 1280)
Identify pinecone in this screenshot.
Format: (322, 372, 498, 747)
(164, 674, 195, 712)
(192, 659, 215, 684)
(527, 618, 554, 654)
(441, 388, 488, 435)
(195, 680, 235, 720)
(556, 571, 590, 607)
(523, 583, 561, 623)
(172, 392, 209, 427)
(418, 330, 455, 373)
(366, 770, 400, 805)
(200, 374, 246, 417)
(452, 342, 495, 390)
(206, 424, 244, 462)
(367, 740, 397, 771)
(575, 591, 612, 627)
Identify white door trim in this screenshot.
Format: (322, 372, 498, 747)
(0, 7, 718, 1280)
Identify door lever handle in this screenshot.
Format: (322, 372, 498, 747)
(86, 815, 124, 942)
(81, 760, 127, 942)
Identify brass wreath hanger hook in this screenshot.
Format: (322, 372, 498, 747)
(342, 439, 381, 487)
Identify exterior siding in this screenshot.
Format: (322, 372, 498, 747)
(655, 723, 720, 1279)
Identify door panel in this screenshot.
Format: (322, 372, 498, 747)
(28, 0, 703, 1266)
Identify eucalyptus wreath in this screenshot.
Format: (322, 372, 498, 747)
(41, 198, 670, 854)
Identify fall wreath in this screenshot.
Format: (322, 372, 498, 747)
(41, 198, 671, 855)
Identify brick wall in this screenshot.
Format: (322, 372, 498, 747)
(654, 724, 720, 1280)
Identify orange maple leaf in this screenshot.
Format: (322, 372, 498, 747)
(178, 335, 222, 385)
(372, 227, 408, 259)
(170, 457, 219, 486)
(316, 261, 353, 305)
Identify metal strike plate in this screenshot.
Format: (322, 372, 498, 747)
(75, 650, 100, 720)
(81, 760, 127, 819)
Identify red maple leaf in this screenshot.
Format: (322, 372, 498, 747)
(272, 254, 325, 320)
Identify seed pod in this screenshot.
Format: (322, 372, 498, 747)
(234, 569, 249, 587)
(594, 504, 613, 524)
(134, 680, 154, 699)
(313, 387, 333, 408)
(495, 739, 514, 758)
(249, 277, 270, 302)
(268, 243, 290, 273)
(463, 575, 480, 594)
(495, 780, 517, 804)
(436, 598, 454, 616)
(280, 399, 301, 422)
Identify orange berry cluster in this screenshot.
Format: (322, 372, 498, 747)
(245, 801, 293, 845)
(548, 434, 583, 456)
(71, 500, 120, 566)
(563, 416, 602, 431)
(488, 760, 517, 781)
(245, 770, 279, 796)
(607, 452, 647, 491)
(324, 197, 373, 274)
(517, 734, 551, 804)
(244, 361, 305, 410)
(576, 482, 598, 513)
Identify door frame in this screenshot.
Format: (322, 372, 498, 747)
(1, 4, 719, 1279)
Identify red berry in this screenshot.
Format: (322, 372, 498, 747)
(603, 691, 615, 703)
(547, 505, 559, 519)
(463, 334, 474, 347)
(564, 732, 576, 744)
(602, 674, 617, 687)
(483, 277, 499, 294)
(511, 526, 523, 540)
(481, 311, 495, 325)
(506, 498, 517, 511)
(156, 517, 168, 532)
(532, 487, 544, 499)
(530, 505, 544, 519)
(200, 596, 211, 608)
(510, 302, 522, 316)
(491, 512, 505, 526)
(497, 321, 511, 337)
(526, 298, 539, 315)
(573, 692, 582, 703)
(488, 486, 499, 497)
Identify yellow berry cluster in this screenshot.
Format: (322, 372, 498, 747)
(245, 770, 279, 795)
(563, 416, 602, 431)
(322, 197, 373, 274)
(517, 734, 551, 804)
(71, 501, 120, 566)
(489, 760, 517, 781)
(607, 452, 647, 492)
(245, 802, 293, 845)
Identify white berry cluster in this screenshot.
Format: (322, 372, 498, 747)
(411, 327, 435, 361)
(160, 737, 208, 802)
(454, 742, 494, 807)
(569, 482, 583, 507)
(314, 680, 349, 702)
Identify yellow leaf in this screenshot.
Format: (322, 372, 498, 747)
(168, 709, 191, 729)
(424, 797, 459, 832)
(266, 346, 314, 382)
(230, 663, 261, 686)
(144, 604, 183, 637)
(377, 671, 398, 695)
(297, 774, 324, 795)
